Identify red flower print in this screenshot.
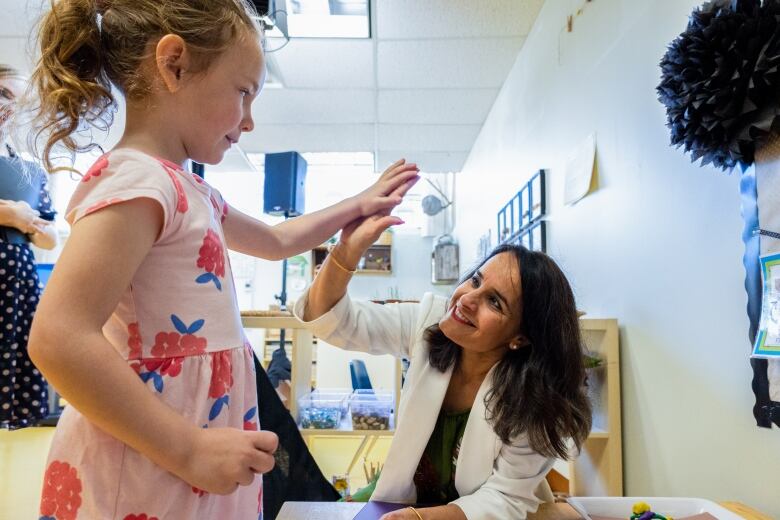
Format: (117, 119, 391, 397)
(209, 350, 233, 398)
(258, 484, 263, 514)
(151, 316, 208, 358)
(151, 332, 183, 357)
(40, 461, 82, 520)
(82, 155, 108, 183)
(197, 229, 225, 278)
(123, 515, 159, 520)
(181, 333, 207, 355)
(84, 197, 124, 216)
(127, 322, 142, 360)
(222, 200, 229, 223)
(191, 486, 207, 497)
(141, 357, 184, 377)
(163, 166, 189, 213)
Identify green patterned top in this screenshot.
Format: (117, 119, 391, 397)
(413, 407, 472, 505)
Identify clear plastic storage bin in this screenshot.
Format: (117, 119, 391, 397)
(310, 388, 352, 421)
(350, 390, 394, 430)
(297, 394, 344, 429)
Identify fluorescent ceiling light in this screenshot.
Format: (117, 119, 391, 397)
(264, 0, 370, 39)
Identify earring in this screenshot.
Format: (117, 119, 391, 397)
(509, 343, 519, 350)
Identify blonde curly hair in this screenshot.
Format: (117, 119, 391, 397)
(29, 0, 259, 171)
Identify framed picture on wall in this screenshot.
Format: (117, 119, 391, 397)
(496, 170, 547, 252)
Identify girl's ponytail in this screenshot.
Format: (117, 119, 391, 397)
(30, 0, 114, 171)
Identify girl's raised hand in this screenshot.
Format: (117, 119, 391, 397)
(353, 159, 420, 217)
(182, 427, 278, 495)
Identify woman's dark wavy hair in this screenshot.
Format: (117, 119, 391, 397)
(424, 244, 591, 459)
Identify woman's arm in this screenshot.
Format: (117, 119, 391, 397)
(223, 159, 419, 261)
(28, 198, 277, 494)
(303, 211, 405, 321)
(28, 219, 57, 249)
(0, 199, 39, 232)
(292, 210, 432, 358)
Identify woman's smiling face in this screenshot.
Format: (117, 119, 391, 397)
(439, 252, 525, 354)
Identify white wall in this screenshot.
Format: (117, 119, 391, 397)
(455, 0, 779, 515)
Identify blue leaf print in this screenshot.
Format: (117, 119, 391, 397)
(209, 395, 230, 421)
(139, 372, 164, 393)
(171, 314, 188, 334)
(187, 319, 205, 334)
(152, 373, 163, 393)
(244, 407, 257, 422)
(195, 272, 222, 291)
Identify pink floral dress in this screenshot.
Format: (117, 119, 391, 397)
(39, 149, 262, 520)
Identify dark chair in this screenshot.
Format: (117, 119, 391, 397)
(255, 355, 340, 519)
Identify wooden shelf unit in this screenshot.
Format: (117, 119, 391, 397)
(551, 318, 622, 497)
(311, 231, 393, 277)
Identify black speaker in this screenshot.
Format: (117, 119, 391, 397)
(263, 151, 307, 217)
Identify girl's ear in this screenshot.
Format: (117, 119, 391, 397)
(155, 34, 190, 93)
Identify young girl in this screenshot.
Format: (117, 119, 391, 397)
(26, 1, 418, 519)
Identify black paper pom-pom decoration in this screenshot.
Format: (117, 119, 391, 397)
(657, 0, 780, 171)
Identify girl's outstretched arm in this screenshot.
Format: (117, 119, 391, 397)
(28, 198, 277, 495)
(223, 159, 419, 260)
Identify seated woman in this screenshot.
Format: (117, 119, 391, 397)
(294, 212, 592, 520)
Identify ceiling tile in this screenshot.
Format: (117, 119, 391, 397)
(378, 150, 469, 174)
(378, 89, 498, 125)
(270, 38, 375, 88)
(377, 38, 524, 88)
(378, 124, 481, 152)
(376, 0, 544, 39)
(242, 124, 375, 153)
(253, 88, 375, 125)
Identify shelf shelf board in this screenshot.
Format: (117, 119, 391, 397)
(299, 428, 395, 437)
(588, 428, 609, 439)
(356, 269, 393, 276)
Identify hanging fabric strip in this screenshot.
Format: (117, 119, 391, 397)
(749, 135, 780, 428)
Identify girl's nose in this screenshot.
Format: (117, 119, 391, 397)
(241, 114, 254, 133)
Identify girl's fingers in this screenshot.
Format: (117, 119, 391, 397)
(378, 158, 406, 180)
(381, 170, 419, 194)
(249, 449, 276, 474)
(251, 431, 279, 454)
(381, 161, 417, 183)
(390, 176, 420, 199)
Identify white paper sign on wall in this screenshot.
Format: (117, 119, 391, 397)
(564, 133, 596, 206)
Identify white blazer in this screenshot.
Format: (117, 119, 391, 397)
(293, 291, 554, 520)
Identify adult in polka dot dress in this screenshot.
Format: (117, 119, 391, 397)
(0, 65, 58, 429)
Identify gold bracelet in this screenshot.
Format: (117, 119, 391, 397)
(407, 506, 424, 520)
(328, 251, 357, 274)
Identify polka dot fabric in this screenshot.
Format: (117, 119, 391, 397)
(0, 242, 49, 429)
(0, 164, 53, 430)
